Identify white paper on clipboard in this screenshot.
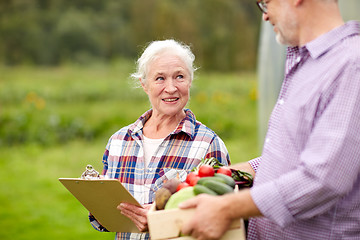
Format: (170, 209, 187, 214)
(59, 178, 142, 233)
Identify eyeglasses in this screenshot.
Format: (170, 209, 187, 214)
(256, 0, 268, 14)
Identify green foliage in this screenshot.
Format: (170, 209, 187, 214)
(0, 141, 114, 240)
(0, 62, 258, 153)
(189, 72, 258, 140)
(0, 60, 143, 146)
(0, 0, 261, 71)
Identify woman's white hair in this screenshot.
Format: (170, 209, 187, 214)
(131, 39, 196, 85)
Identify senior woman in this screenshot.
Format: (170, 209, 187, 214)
(89, 39, 230, 239)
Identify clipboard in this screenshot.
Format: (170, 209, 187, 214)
(59, 178, 142, 233)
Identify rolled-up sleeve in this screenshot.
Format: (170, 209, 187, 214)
(89, 213, 109, 232)
(205, 135, 230, 166)
(248, 157, 261, 172)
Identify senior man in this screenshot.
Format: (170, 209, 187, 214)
(180, 0, 360, 239)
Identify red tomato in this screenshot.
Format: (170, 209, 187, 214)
(176, 182, 190, 192)
(186, 172, 200, 186)
(217, 166, 232, 177)
(190, 175, 200, 186)
(198, 165, 215, 178)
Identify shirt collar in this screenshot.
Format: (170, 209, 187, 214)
(286, 21, 360, 60)
(129, 108, 152, 135)
(305, 21, 360, 59)
(128, 108, 196, 139)
(174, 109, 196, 139)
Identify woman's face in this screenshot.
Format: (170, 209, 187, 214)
(141, 52, 192, 118)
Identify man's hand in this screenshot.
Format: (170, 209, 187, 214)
(179, 194, 233, 240)
(117, 203, 152, 232)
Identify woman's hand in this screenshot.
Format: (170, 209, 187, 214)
(117, 203, 152, 232)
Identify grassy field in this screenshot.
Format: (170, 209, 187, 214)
(0, 62, 260, 240)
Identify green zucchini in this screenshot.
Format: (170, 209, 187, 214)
(193, 184, 218, 196)
(214, 173, 236, 189)
(197, 176, 226, 186)
(203, 180, 234, 195)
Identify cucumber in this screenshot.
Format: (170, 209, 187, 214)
(193, 184, 218, 196)
(197, 176, 226, 186)
(214, 173, 236, 189)
(203, 180, 234, 195)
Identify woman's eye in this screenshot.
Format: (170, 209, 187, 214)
(156, 76, 164, 81)
(176, 75, 184, 79)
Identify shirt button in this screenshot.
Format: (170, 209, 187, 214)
(265, 138, 270, 143)
(278, 99, 285, 105)
(296, 56, 301, 63)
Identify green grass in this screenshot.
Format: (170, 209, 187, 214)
(0, 62, 260, 239)
(0, 140, 113, 240)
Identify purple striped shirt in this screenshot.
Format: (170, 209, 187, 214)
(90, 108, 230, 239)
(248, 21, 360, 239)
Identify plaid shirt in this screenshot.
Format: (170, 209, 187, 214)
(248, 21, 360, 239)
(90, 108, 230, 239)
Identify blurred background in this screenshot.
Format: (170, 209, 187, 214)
(0, 0, 358, 239)
(0, 0, 260, 70)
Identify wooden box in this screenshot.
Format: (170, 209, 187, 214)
(147, 203, 246, 240)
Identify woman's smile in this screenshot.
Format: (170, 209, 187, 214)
(162, 97, 179, 102)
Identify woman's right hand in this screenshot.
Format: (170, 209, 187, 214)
(117, 203, 152, 232)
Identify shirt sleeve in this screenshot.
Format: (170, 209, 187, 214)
(101, 137, 113, 175)
(251, 62, 360, 228)
(101, 149, 109, 175)
(88, 142, 111, 230)
(205, 135, 230, 166)
(248, 157, 261, 172)
(89, 213, 109, 232)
